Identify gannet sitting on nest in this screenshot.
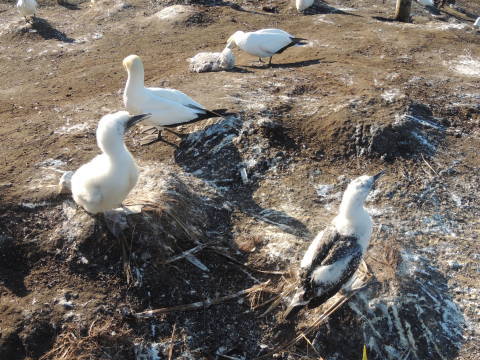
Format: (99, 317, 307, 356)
(188, 47, 235, 73)
(16, 0, 37, 23)
(283, 172, 384, 319)
(226, 28, 307, 66)
(123, 54, 227, 146)
(70, 111, 151, 214)
(296, 0, 314, 12)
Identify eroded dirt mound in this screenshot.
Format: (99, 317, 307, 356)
(1, 0, 480, 359)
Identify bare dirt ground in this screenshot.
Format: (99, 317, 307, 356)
(0, 0, 479, 359)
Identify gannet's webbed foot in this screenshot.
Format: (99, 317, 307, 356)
(140, 130, 178, 148)
(163, 127, 184, 138)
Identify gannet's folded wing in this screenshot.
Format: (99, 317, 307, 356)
(147, 87, 205, 109)
(255, 33, 293, 55)
(305, 237, 362, 308)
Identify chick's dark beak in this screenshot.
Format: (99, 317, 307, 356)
(126, 113, 151, 129)
(373, 170, 385, 183)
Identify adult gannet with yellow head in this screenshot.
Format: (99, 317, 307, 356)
(122, 54, 225, 145)
(284, 172, 384, 319)
(226, 28, 307, 66)
(71, 111, 151, 214)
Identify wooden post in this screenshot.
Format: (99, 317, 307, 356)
(395, 0, 412, 22)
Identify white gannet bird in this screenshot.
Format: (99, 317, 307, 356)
(296, 0, 314, 12)
(283, 172, 384, 319)
(226, 28, 307, 66)
(71, 111, 151, 214)
(474, 17, 480, 28)
(123, 54, 226, 145)
(16, 0, 37, 22)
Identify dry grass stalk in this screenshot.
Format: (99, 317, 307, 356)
(167, 323, 176, 360)
(39, 320, 132, 360)
(163, 243, 208, 265)
(134, 281, 271, 318)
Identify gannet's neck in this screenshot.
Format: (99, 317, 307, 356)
(338, 194, 368, 221)
(125, 65, 144, 93)
(97, 132, 132, 164)
(333, 187, 372, 246)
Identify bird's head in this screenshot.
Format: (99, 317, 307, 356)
(342, 171, 384, 206)
(123, 54, 143, 73)
(96, 111, 151, 152)
(226, 31, 243, 49)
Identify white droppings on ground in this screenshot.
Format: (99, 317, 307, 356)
(381, 89, 404, 103)
(38, 158, 67, 169)
(153, 5, 193, 20)
(55, 122, 91, 134)
(314, 15, 335, 25)
(20, 201, 50, 209)
(448, 55, 480, 77)
(314, 184, 334, 198)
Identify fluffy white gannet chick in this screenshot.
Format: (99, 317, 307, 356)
(283, 172, 384, 319)
(123, 54, 225, 145)
(226, 28, 307, 66)
(71, 111, 151, 214)
(16, 0, 37, 22)
(188, 47, 235, 73)
(296, 0, 314, 12)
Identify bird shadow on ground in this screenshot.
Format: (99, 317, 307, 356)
(30, 17, 74, 43)
(243, 58, 323, 70)
(173, 116, 310, 238)
(302, 1, 362, 17)
(372, 16, 398, 23)
(226, 66, 254, 74)
(57, 0, 81, 10)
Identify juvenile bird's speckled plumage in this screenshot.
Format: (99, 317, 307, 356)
(284, 172, 384, 318)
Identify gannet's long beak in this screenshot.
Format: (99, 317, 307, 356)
(372, 171, 385, 182)
(126, 113, 151, 129)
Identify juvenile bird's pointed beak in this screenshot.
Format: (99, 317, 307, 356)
(126, 113, 151, 129)
(372, 171, 385, 182)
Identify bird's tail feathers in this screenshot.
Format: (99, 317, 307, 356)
(163, 107, 230, 128)
(283, 289, 308, 320)
(211, 108, 235, 117)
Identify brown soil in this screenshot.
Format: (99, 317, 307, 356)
(1, 0, 479, 359)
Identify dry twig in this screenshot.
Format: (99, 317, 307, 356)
(134, 281, 270, 318)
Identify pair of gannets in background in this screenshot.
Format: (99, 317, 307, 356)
(226, 28, 307, 66)
(296, 0, 314, 12)
(123, 55, 225, 145)
(284, 172, 384, 319)
(16, 0, 37, 22)
(69, 112, 151, 214)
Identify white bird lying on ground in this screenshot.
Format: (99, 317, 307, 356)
(123, 54, 226, 146)
(283, 171, 384, 319)
(296, 0, 314, 12)
(226, 28, 308, 66)
(188, 47, 235, 73)
(16, 0, 37, 22)
(70, 111, 151, 214)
